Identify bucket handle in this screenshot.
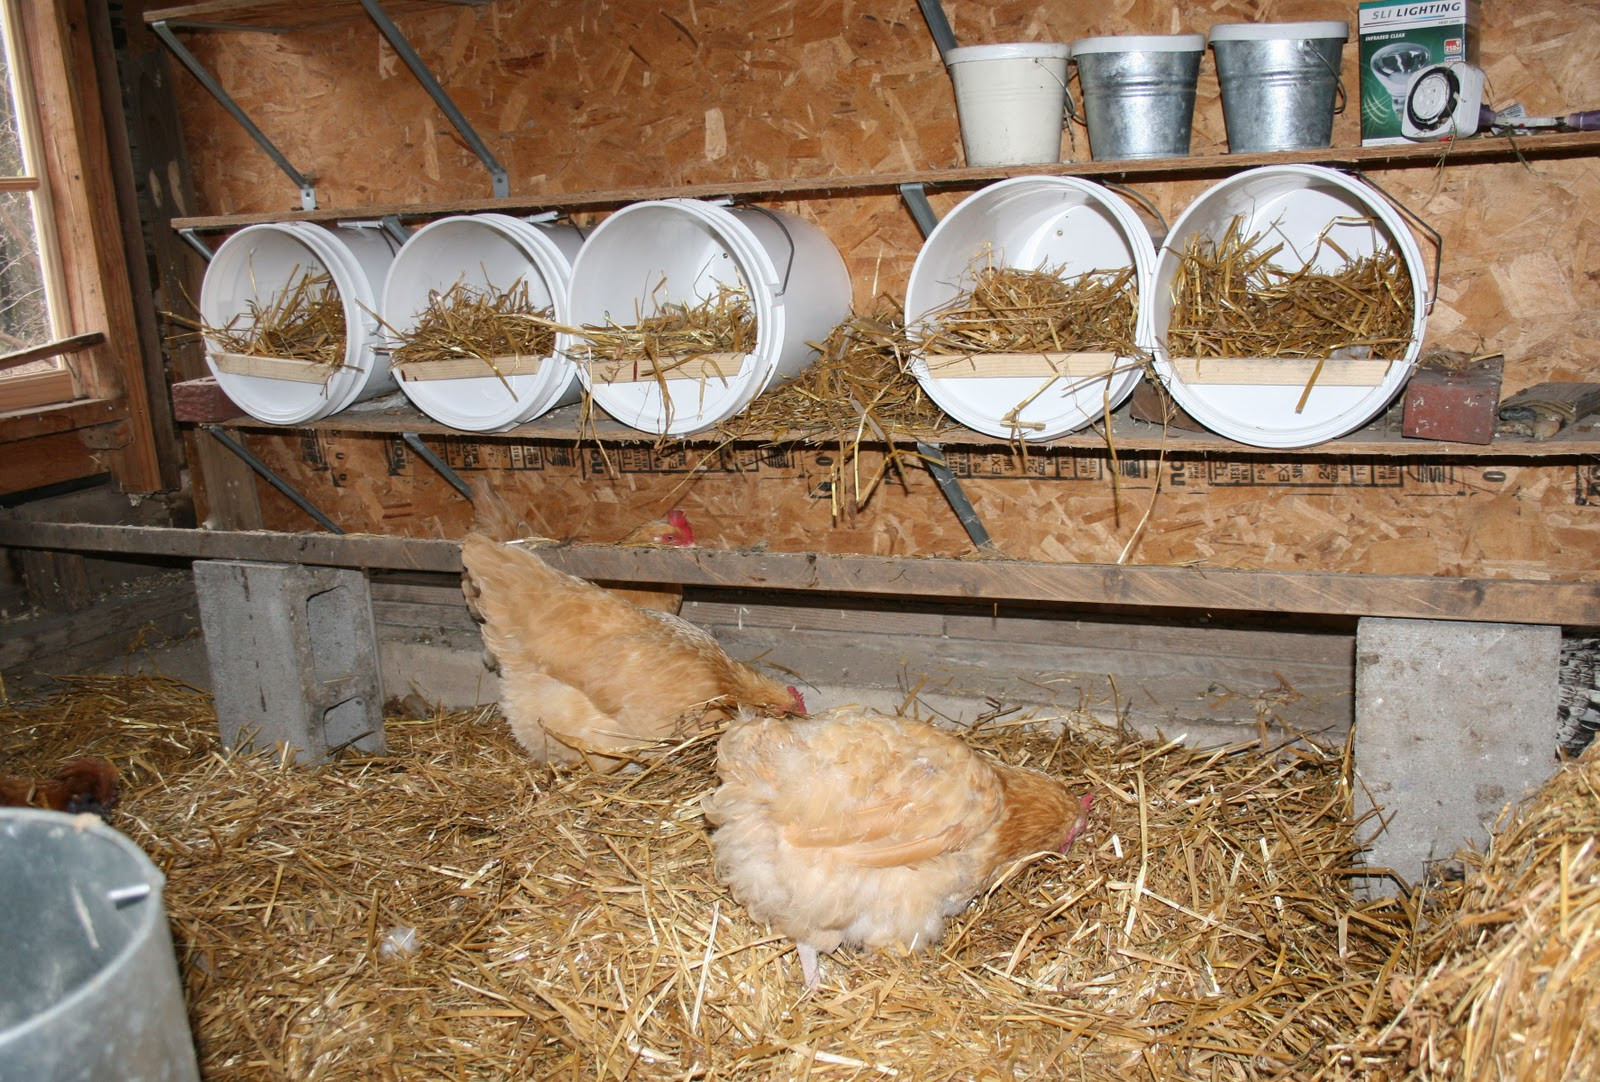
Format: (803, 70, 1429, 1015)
(1301, 40, 1348, 116)
(731, 201, 796, 297)
(1100, 181, 1169, 239)
(1347, 170, 1442, 314)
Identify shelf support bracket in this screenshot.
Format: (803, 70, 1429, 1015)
(149, 20, 318, 211)
(400, 433, 472, 500)
(899, 182, 939, 240)
(916, 441, 995, 551)
(202, 425, 344, 534)
(178, 228, 215, 262)
(358, 0, 509, 200)
(914, 0, 959, 62)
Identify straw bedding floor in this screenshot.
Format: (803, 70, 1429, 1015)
(3, 673, 1596, 1080)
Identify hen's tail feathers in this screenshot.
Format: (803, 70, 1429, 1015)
(467, 477, 540, 543)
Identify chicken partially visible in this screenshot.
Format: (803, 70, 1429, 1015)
(461, 532, 805, 771)
(0, 757, 119, 818)
(703, 709, 1091, 987)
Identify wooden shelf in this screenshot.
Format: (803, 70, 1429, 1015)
(145, 0, 487, 30)
(168, 131, 1600, 232)
(206, 389, 1600, 459)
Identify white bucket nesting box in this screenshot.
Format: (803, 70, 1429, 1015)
(563, 199, 851, 436)
(1151, 164, 1430, 448)
(200, 222, 397, 426)
(904, 176, 1156, 441)
(381, 214, 584, 433)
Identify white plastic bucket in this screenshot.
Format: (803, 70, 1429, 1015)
(562, 199, 851, 436)
(200, 222, 397, 425)
(945, 43, 1073, 167)
(1151, 164, 1429, 449)
(381, 214, 583, 432)
(1071, 34, 1207, 160)
(1210, 22, 1349, 153)
(904, 176, 1155, 441)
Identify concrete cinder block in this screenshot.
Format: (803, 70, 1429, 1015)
(1354, 617, 1559, 892)
(193, 560, 385, 763)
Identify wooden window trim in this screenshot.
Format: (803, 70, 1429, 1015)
(0, 0, 166, 494)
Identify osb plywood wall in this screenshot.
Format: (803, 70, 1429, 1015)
(161, 0, 1600, 579)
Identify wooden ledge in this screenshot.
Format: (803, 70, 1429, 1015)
(0, 521, 1595, 625)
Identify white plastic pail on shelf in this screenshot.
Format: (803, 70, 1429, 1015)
(945, 43, 1073, 167)
(1150, 164, 1429, 448)
(200, 222, 397, 425)
(563, 199, 851, 436)
(904, 176, 1156, 441)
(381, 214, 583, 432)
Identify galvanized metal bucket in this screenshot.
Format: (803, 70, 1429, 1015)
(0, 809, 200, 1082)
(1210, 22, 1349, 153)
(1070, 34, 1206, 161)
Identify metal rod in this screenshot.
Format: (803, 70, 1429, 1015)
(177, 228, 214, 262)
(916, 441, 994, 550)
(202, 425, 345, 534)
(401, 433, 472, 500)
(915, 0, 959, 62)
(898, 182, 939, 240)
(357, 0, 510, 199)
(379, 214, 412, 248)
(150, 21, 317, 211)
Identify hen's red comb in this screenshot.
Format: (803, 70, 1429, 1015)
(664, 508, 694, 546)
(786, 685, 806, 714)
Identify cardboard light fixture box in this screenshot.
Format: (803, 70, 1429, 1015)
(1358, 0, 1478, 145)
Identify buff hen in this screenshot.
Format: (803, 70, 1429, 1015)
(703, 708, 1091, 987)
(461, 533, 804, 771)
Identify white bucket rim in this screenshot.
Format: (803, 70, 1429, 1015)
(946, 42, 1071, 65)
(382, 213, 580, 432)
(565, 199, 784, 436)
(201, 222, 385, 426)
(1150, 164, 1426, 449)
(1209, 21, 1349, 44)
(1071, 34, 1207, 56)
(905, 175, 1153, 441)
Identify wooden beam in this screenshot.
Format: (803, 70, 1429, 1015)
(0, 431, 109, 496)
(0, 332, 106, 375)
(0, 521, 1596, 625)
(167, 132, 1600, 233)
(0, 398, 127, 444)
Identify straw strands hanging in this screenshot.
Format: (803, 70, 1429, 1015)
(0, 672, 1490, 1081)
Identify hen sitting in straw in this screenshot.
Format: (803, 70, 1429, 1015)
(461, 488, 805, 771)
(703, 707, 1092, 987)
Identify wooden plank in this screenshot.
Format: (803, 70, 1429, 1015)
(226, 393, 1600, 458)
(1168, 357, 1397, 387)
(0, 398, 127, 444)
(394, 355, 543, 382)
(210, 351, 341, 384)
(1, 522, 1597, 625)
(171, 377, 246, 423)
(0, 332, 106, 375)
(166, 132, 1600, 233)
(585, 352, 746, 384)
(0, 572, 198, 677)
(920, 352, 1123, 380)
(145, 0, 487, 29)
(0, 431, 109, 497)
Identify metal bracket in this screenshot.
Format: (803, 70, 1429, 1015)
(916, 441, 994, 551)
(150, 20, 318, 211)
(202, 425, 345, 534)
(400, 433, 472, 500)
(915, 0, 959, 62)
(358, 0, 510, 200)
(178, 228, 215, 262)
(379, 215, 412, 248)
(899, 182, 939, 240)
